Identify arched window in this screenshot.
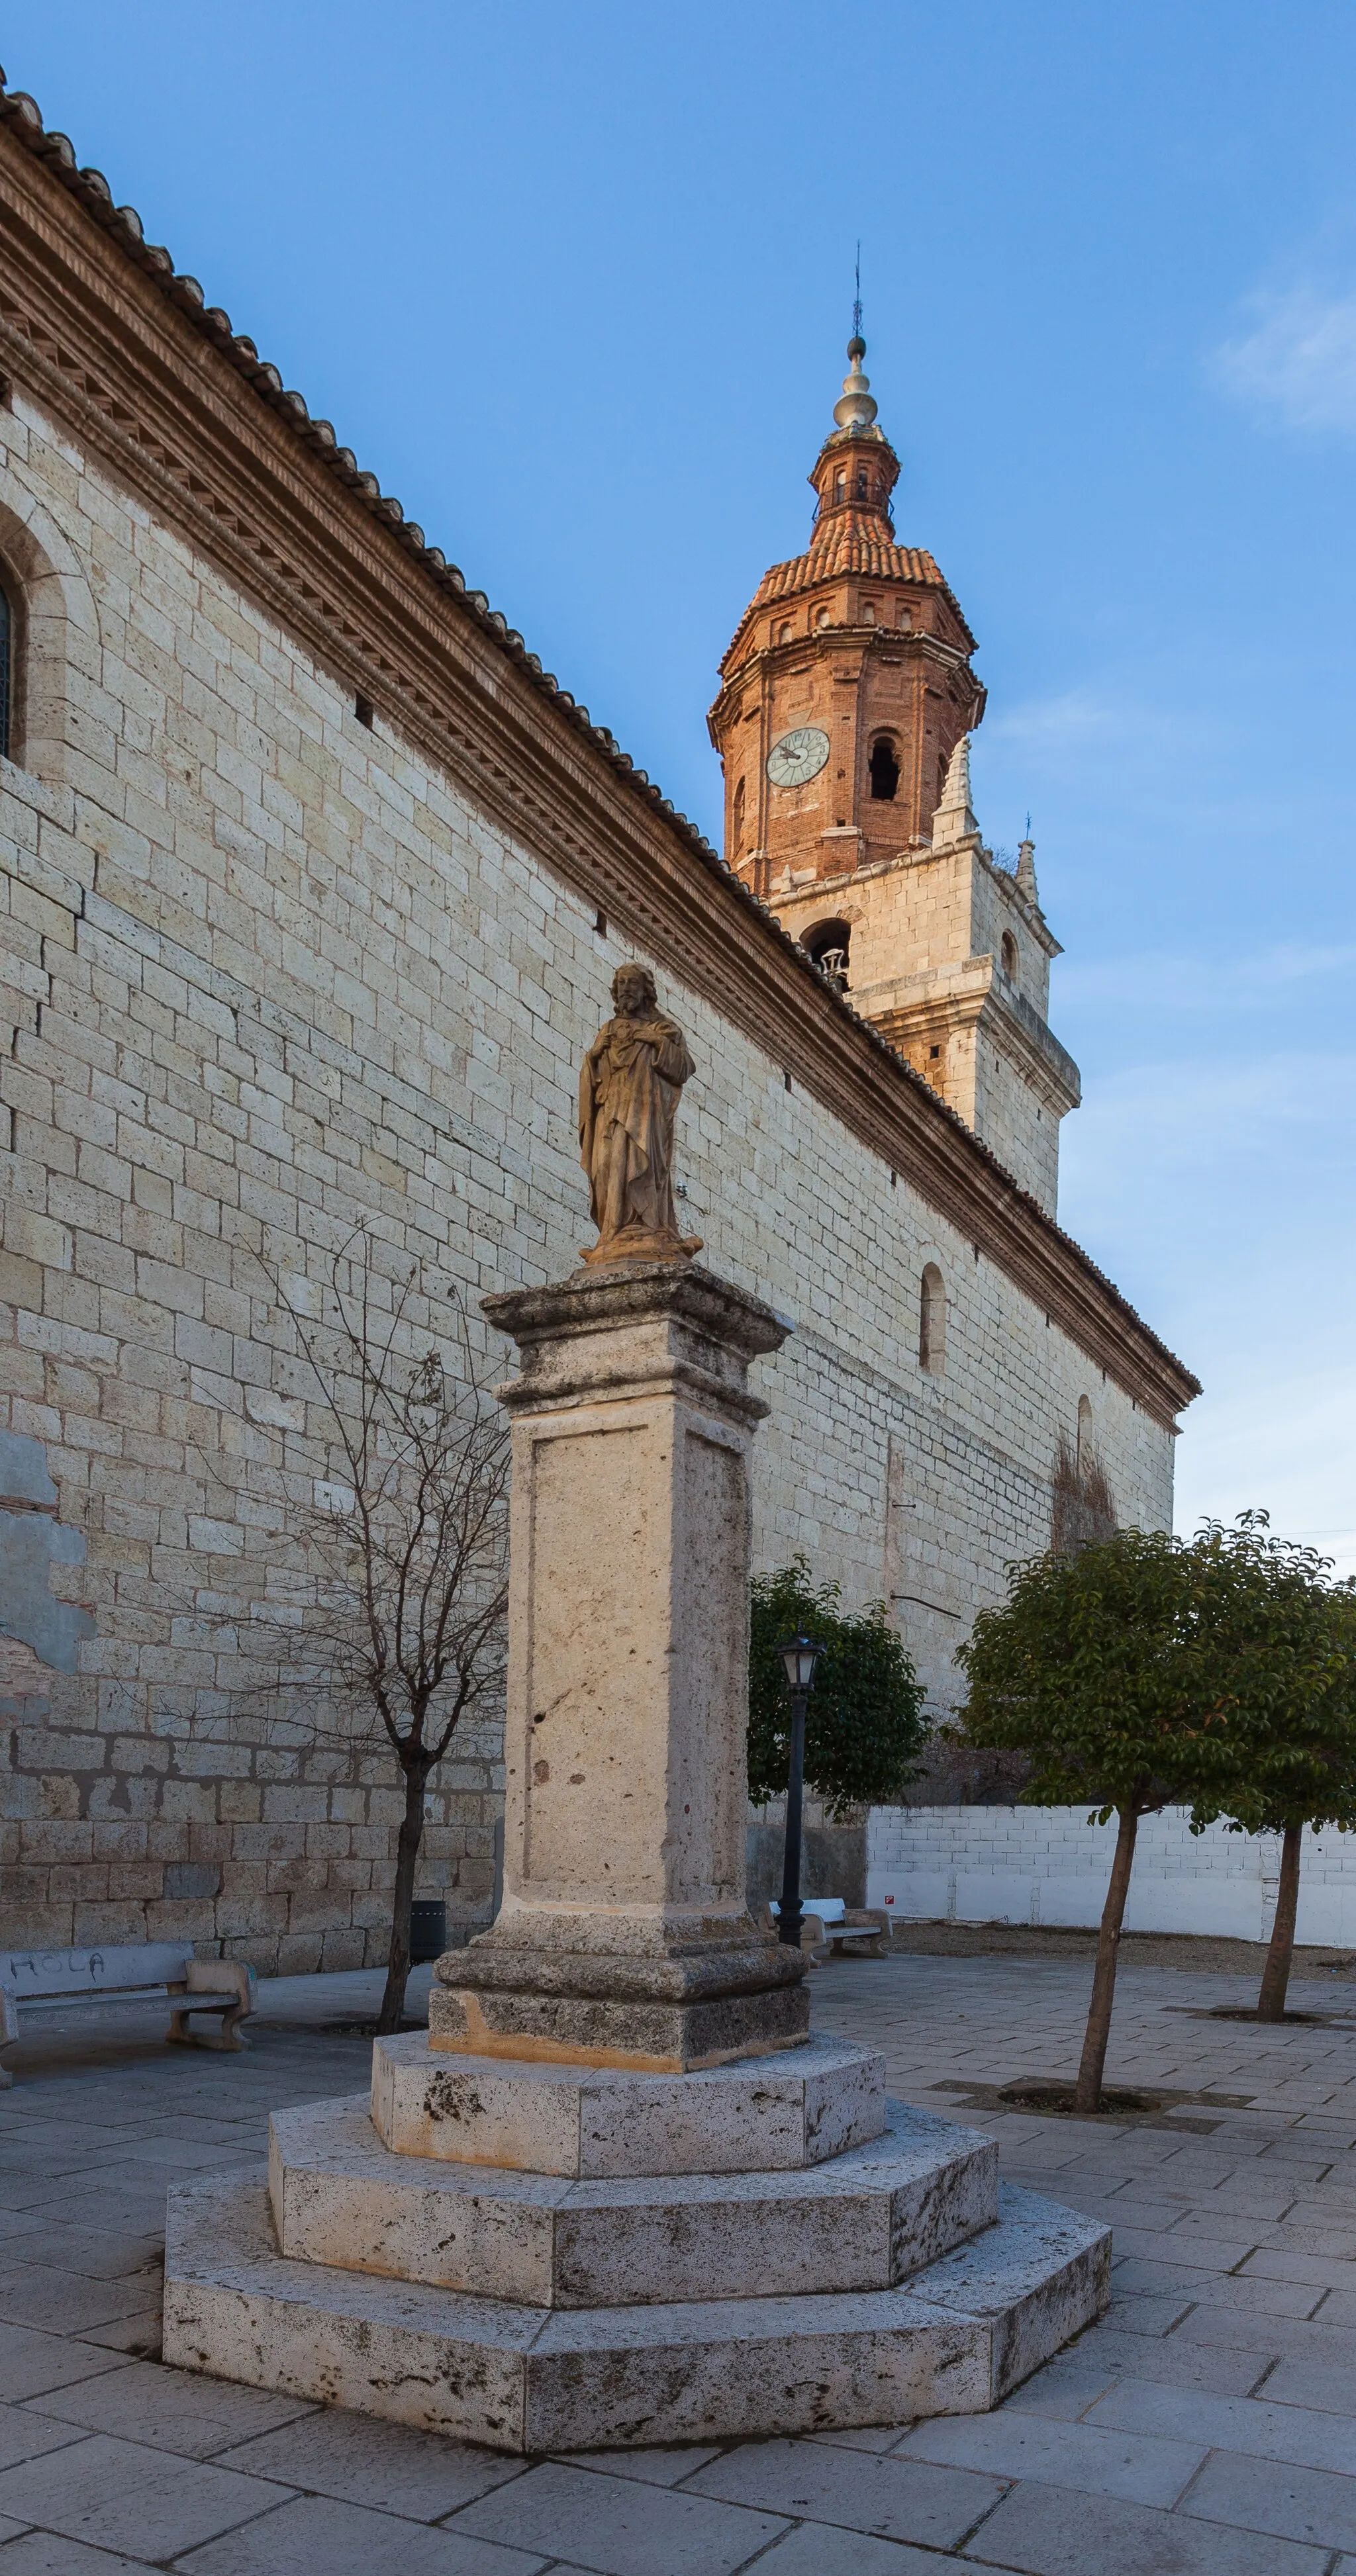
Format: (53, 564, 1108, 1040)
(0, 576, 12, 762)
(1000, 930, 1018, 982)
(816, 606, 832, 631)
(802, 917, 851, 991)
(919, 1264, 945, 1375)
(869, 735, 900, 802)
(896, 603, 912, 629)
(777, 619, 794, 644)
(855, 465, 869, 498)
(732, 776, 746, 851)
(834, 468, 846, 501)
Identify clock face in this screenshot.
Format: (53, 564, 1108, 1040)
(767, 726, 830, 788)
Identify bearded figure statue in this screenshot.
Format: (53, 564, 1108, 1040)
(578, 964, 702, 1265)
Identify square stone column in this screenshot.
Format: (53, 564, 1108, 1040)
(430, 1261, 808, 2070)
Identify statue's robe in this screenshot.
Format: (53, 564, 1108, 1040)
(579, 1012, 695, 1253)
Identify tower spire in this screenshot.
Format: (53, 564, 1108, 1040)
(833, 332, 877, 432)
(833, 248, 879, 434)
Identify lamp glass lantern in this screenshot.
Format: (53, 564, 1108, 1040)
(778, 1634, 824, 1695)
(773, 1634, 826, 1951)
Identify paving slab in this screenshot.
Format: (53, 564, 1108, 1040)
(175, 2490, 546, 2573)
(1180, 2448, 1356, 2550)
(684, 2438, 1004, 2548)
(1088, 2373, 1356, 2469)
(0, 2403, 84, 2473)
(959, 2475, 1332, 2571)
(447, 2458, 789, 2573)
(0, 2264, 161, 2337)
(217, 2407, 529, 2517)
(0, 2324, 130, 2403)
(893, 2407, 1206, 2504)
(0, 2538, 158, 2574)
(0, 2430, 293, 2559)
(1007, 2329, 1269, 2397)
(548, 2444, 722, 2487)
(21, 2358, 315, 2458)
(1107, 2256, 1322, 2315)
(751, 2525, 963, 2575)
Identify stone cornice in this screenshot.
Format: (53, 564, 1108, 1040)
(865, 964, 1082, 1118)
(0, 104, 1198, 1428)
(709, 623, 985, 735)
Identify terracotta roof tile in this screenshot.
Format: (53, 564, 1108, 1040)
(721, 506, 976, 670)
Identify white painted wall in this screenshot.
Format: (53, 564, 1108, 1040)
(868, 1806, 1356, 1947)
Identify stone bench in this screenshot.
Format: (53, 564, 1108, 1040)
(767, 1898, 893, 1960)
(0, 1944, 256, 2086)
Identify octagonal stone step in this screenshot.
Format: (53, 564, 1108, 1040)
(164, 2172, 1110, 2453)
(371, 2029, 885, 2176)
(269, 2095, 998, 2307)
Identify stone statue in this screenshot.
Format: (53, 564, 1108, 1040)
(578, 964, 702, 1265)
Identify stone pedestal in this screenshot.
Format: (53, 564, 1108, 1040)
(164, 2035, 1110, 2451)
(429, 1262, 806, 2072)
(164, 1254, 1112, 2447)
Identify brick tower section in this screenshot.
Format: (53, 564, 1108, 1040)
(708, 334, 1080, 1217)
(708, 338, 985, 901)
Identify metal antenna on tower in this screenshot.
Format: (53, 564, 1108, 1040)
(852, 242, 862, 341)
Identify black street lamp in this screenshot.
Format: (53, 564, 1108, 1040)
(775, 1633, 826, 1949)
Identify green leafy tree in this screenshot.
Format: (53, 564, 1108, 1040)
(955, 1527, 1221, 2113)
(748, 1556, 926, 1816)
(1183, 1516, 1356, 2022)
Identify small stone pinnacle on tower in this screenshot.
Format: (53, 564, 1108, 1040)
(832, 334, 878, 433)
(932, 734, 979, 845)
(1016, 832, 1040, 903)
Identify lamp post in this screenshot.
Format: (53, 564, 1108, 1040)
(775, 1633, 825, 1950)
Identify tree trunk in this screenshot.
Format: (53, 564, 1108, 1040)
(1073, 1806, 1139, 2115)
(377, 1760, 427, 2036)
(1257, 1821, 1304, 2023)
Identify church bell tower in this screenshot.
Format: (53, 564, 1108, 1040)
(709, 329, 1081, 1217)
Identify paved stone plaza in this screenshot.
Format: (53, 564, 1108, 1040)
(3, 1945, 1356, 2571)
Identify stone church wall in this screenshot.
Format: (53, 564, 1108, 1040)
(0, 388, 1177, 1967)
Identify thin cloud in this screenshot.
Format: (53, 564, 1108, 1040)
(1059, 943, 1356, 1011)
(1212, 281, 1356, 433)
(987, 689, 1123, 750)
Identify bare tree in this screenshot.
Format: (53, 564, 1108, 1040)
(260, 1246, 510, 2033)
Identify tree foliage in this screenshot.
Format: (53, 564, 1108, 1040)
(953, 1514, 1356, 2092)
(953, 1525, 1210, 1824)
(1180, 1514, 1356, 2019)
(748, 1556, 926, 1816)
(1180, 1515, 1356, 1841)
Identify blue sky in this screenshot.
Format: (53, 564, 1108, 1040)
(10, 3, 1355, 1564)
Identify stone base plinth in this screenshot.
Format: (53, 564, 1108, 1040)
(164, 2172, 1109, 2454)
(434, 1910, 810, 2076)
(428, 1976, 809, 2071)
(370, 2031, 884, 2176)
(164, 2033, 1110, 2453)
(267, 2094, 999, 2306)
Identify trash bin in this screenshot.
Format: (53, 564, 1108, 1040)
(409, 1900, 447, 1964)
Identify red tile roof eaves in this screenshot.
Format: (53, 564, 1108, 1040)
(0, 79, 1200, 1408)
(722, 514, 977, 672)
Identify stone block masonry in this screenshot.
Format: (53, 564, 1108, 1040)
(0, 144, 1188, 1965)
